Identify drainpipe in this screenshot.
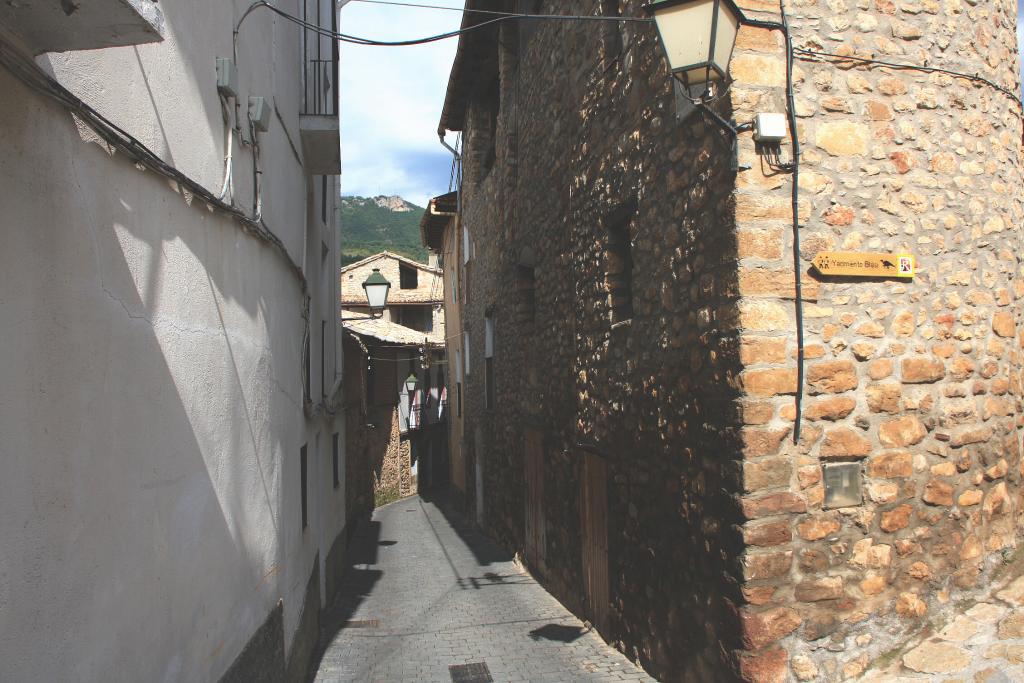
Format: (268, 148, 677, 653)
(438, 130, 461, 213)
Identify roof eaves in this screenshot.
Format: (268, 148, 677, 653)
(438, 0, 501, 134)
(339, 250, 440, 274)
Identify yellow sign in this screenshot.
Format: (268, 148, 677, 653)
(812, 251, 915, 278)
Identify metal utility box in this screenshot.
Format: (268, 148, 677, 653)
(216, 57, 237, 98)
(753, 112, 787, 143)
(248, 96, 271, 133)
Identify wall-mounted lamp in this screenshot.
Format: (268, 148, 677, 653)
(644, 0, 746, 98)
(646, 0, 793, 174)
(341, 268, 392, 321)
(404, 373, 418, 394)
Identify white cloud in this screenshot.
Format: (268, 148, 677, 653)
(338, 0, 463, 206)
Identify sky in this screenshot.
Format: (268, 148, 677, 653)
(338, 0, 463, 207)
(338, 0, 1024, 207)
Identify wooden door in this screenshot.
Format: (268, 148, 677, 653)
(524, 429, 545, 572)
(580, 451, 609, 635)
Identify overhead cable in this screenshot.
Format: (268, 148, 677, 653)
(239, 0, 651, 48)
(0, 38, 304, 294)
(349, 0, 654, 22)
(793, 46, 1022, 109)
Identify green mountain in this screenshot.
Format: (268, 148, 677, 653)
(339, 195, 428, 267)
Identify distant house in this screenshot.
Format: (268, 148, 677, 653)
(341, 251, 445, 336)
(341, 253, 448, 513)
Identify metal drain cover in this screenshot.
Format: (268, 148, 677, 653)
(343, 619, 379, 628)
(448, 662, 493, 683)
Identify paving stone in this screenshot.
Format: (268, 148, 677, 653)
(309, 494, 654, 683)
(902, 640, 972, 674)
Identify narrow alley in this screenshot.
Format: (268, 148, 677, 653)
(309, 491, 654, 683)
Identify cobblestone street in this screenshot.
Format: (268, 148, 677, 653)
(309, 492, 654, 683)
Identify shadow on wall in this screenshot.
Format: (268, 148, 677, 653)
(0, 55, 306, 682)
(454, 37, 751, 681)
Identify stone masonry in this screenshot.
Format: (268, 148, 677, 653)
(439, 0, 1023, 681)
(729, 0, 1024, 680)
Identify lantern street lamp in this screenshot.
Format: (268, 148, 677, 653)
(644, 0, 746, 98)
(404, 372, 418, 394)
(341, 268, 391, 321)
(362, 268, 391, 317)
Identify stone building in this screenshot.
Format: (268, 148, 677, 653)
(420, 191, 472, 511)
(340, 251, 446, 336)
(342, 311, 448, 512)
(0, 1, 349, 681)
(341, 251, 449, 514)
(437, 0, 1022, 680)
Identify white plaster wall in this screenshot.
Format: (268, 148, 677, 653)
(0, 1, 344, 680)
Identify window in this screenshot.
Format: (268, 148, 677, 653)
(399, 263, 418, 289)
(518, 0, 543, 42)
(484, 315, 495, 410)
(321, 319, 326, 398)
(601, 0, 623, 70)
(455, 349, 463, 417)
(367, 358, 375, 405)
(303, 334, 311, 402)
(463, 332, 471, 376)
(605, 199, 636, 325)
(332, 433, 340, 489)
(451, 260, 458, 302)
(394, 306, 432, 332)
(321, 175, 328, 224)
(516, 265, 536, 323)
(481, 75, 499, 174)
(300, 445, 308, 530)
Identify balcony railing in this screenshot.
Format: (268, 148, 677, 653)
(403, 401, 448, 435)
(303, 57, 337, 116)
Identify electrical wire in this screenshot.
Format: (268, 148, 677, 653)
(350, 0, 654, 22)
(217, 94, 236, 201)
(240, 0, 652, 49)
(743, 10, 804, 443)
(0, 37, 304, 294)
(782, 8, 804, 445)
(793, 46, 1022, 109)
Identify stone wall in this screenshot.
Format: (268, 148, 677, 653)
(344, 335, 418, 515)
(447, 0, 1022, 680)
(729, 0, 1024, 679)
(453, 1, 747, 678)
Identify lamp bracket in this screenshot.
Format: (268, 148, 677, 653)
(693, 101, 752, 173)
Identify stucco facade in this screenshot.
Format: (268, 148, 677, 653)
(438, 0, 1023, 681)
(0, 1, 348, 681)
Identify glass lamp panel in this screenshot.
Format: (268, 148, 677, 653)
(712, 1, 740, 80)
(364, 282, 389, 310)
(652, 0, 715, 75)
